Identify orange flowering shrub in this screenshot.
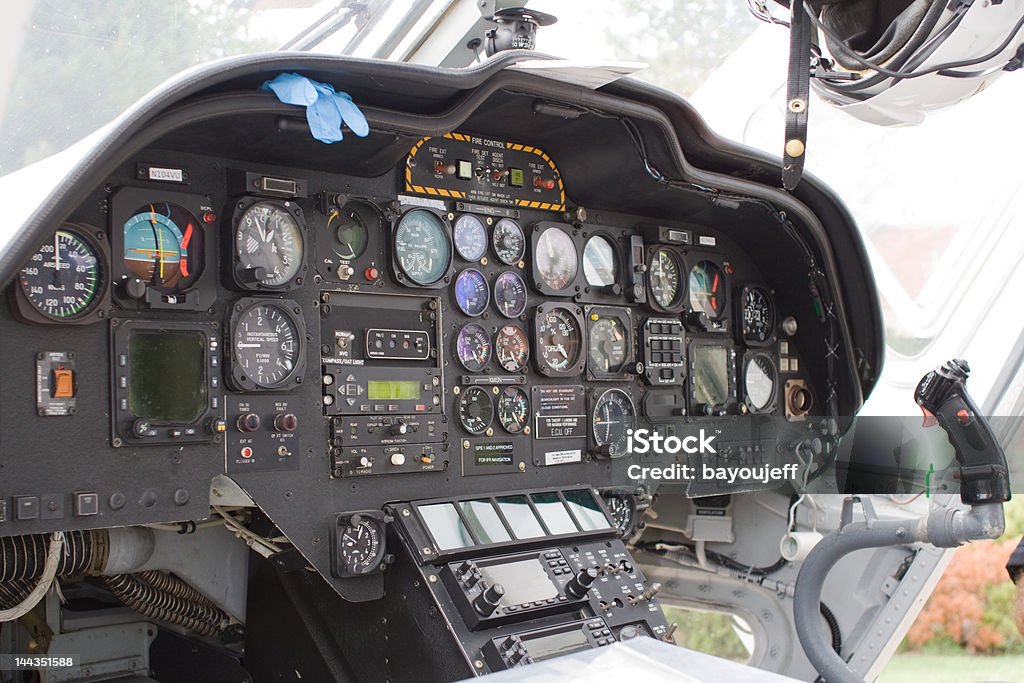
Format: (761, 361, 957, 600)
(906, 539, 1022, 653)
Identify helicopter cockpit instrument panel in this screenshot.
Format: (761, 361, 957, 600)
(0, 54, 881, 682)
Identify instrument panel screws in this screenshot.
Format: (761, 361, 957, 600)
(402, 508, 411, 517)
(463, 440, 471, 449)
(518, 462, 526, 472)
(429, 575, 438, 584)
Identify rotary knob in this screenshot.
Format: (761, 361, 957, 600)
(274, 413, 298, 433)
(237, 413, 261, 433)
(565, 567, 599, 599)
(473, 583, 505, 616)
(389, 421, 409, 436)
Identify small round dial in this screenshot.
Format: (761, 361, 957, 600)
(497, 386, 530, 434)
(19, 227, 104, 321)
(495, 324, 530, 372)
(232, 302, 301, 388)
(454, 214, 487, 262)
(493, 271, 528, 318)
(536, 307, 583, 374)
(454, 269, 490, 317)
(602, 492, 637, 533)
(457, 386, 494, 435)
(588, 317, 628, 374)
(583, 235, 617, 287)
(689, 260, 726, 319)
(592, 388, 636, 457)
(337, 515, 385, 576)
(456, 323, 492, 372)
(534, 226, 577, 290)
(123, 203, 203, 293)
(329, 202, 371, 259)
(492, 218, 525, 265)
(741, 286, 775, 345)
(744, 353, 777, 412)
(235, 200, 304, 287)
(394, 210, 451, 285)
(649, 248, 682, 309)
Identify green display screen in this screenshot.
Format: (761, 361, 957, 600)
(509, 167, 524, 188)
(128, 331, 207, 424)
(367, 380, 420, 401)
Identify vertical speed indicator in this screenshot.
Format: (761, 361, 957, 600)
(228, 299, 307, 391)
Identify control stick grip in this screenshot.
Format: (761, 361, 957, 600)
(914, 359, 1011, 505)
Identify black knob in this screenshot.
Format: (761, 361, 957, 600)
(123, 277, 147, 300)
(389, 421, 408, 436)
(473, 583, 505, 616)
(566, 568, 599, 598)
(456, 560, 474, 577)
(237, 413, 261, 433)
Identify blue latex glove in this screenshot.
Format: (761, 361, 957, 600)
(260, 73, 369, 143)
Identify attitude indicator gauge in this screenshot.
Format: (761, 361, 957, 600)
(122, 203, 203, 293)
(689, 260, 726, 320)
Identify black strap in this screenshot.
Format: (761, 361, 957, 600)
(783, 0, 812, 191)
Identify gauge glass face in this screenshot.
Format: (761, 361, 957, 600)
(495, 324, 530, 372)
(535, 227, 577, 290)
(19, 228, 102, 320)
(340, 519, 382, 575)
(689, 260, 726, 319)
(497, 386, 530, 434)
(592, 389, 636, 454)
(742, 286, 775, 344)
(649, 248, 682, 309)
(332, 204, 370, 260)
(603, 493, 635, 532)
(123, 203, 203, 292)
(457, 386, 494, 435)
(236, 201, 304, 287)
(537, 308, 582, 373)
(454, 269, 490, 316)
(583, 236, 617, 287)
(744, 354, 776, 411)
(394, 210, 451, 285)
(493, 271, 528, 318)
(588, 317, 628, 374)
(492, 218, 525, 265)
(454, 214, 487, 262)
(233, 303, 300, 388)
(692, 344, 731, 408)
(456, 323, 492, 372)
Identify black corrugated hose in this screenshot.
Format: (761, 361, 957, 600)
(105, 571, 229, 638)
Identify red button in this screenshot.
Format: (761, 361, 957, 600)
(203, 211, 217, 224)
(542, 179, 556, 190)
(240, 447, 253, 459)
(365, 266, 380, 281)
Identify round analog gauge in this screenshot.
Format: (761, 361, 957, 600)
(492, 218, 525, 265)
(19, 227, 104, 321)
(493, 271, 528, 318)
(495, 324, 530, 372)
(689, 260, 726, 319)
(330, 202, 371, 260)
(454, 214, 487, 262)
(592, 388, 636, 457)
(536, 307, 583, 374)
(583, 235, 617, 287)
(497, 386, 530, 434)
(741, 286, 775, 345)
(649, 248, 682, 309)
(744, 353, 777, 412)
(235, 201, 304, 287)
(122, 203, 203, 293)
(394, 210, 451, 285)
(588, 316, 628, 374)
(337, 515, 385, 576)
(454, 269, 490, 316)
(456, 322, 492, 372)
(457, 386, 494, 435)
(603, 492, 637, 533)
(534, 226, 577, 290)
(232, 302, 301, 388)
